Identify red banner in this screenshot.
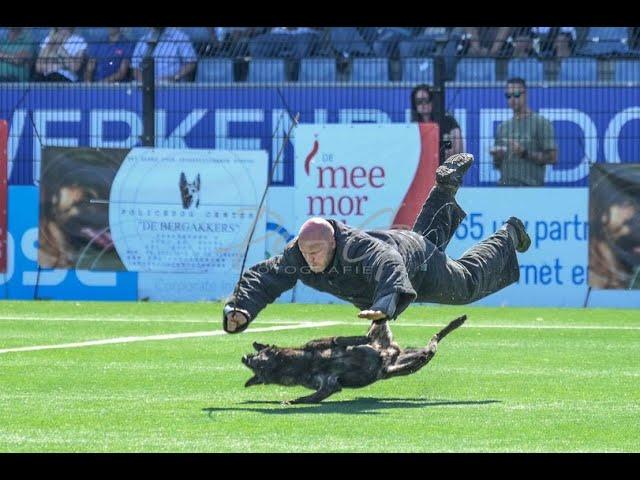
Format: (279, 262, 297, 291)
(392, 122, 439, 229)
(0, 120, 6, 273)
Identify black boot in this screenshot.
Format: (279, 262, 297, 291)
(435, 153, 474, 195)
(504, 216, 531, 253)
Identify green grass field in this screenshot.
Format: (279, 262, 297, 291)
(1, 301, 639, 452)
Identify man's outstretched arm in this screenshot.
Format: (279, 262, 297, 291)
(223, 254, 298, 333)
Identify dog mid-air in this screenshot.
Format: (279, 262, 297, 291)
(241, 315, 467, 404)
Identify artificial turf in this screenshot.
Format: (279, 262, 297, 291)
(0, 301, 638, 452)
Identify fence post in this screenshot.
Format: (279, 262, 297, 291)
(432, 55, 446, 133)
(141, 38, 157, 147)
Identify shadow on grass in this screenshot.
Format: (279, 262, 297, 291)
(202, 397, 501, 416)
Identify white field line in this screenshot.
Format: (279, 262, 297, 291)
(0, 321, 340, 355)
(0, 316, 301, 324)
(343, 321, 640, 331)
(1, 315, 638, 330)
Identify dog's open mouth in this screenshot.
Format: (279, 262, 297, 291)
(80, 227, 114, 250)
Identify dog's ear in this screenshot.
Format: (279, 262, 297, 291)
(253, 341, 268, 351)
(180, 172, 186, 188)
(245, 375, 263, 387)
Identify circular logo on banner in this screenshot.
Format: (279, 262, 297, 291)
(108, 148, 267, 273)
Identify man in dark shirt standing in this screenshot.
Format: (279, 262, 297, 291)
(223, 153, 531, 333)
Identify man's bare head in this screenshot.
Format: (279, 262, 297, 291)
(298, 218, 336, 273)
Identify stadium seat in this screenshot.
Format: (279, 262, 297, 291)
(455, 58, 496, 82)
(558, 58, 597, 82)
(196, 58, 234, 83)
(350, 58, 389, 82)
(328, 27, 372, 57)
(402, 58, 434, 83)
(371, 27, 413, 57)
(247, 58, 286, 83)
(248, 32, 317, 59)
(299, 58, 337, 82)
(507, 58, 544, 82)
(398, 38, 437, 58)
(614, 60, 640, 82)
(578, 27, 630, 56)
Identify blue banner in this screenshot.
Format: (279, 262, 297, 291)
(1, 84, 638, 187)
(1, 186, 137, 300)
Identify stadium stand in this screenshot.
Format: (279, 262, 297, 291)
(455, 58, 496, 81)
(558, 57, 598, 82)
(196, 58, 234, 83)
(351, 57, 389, 82)
(614, 59, 640, 82)
(299, 58, 337, 82)
(247, 58, 286, 83)
(507, 58, 544, 82)
(578, 27, 630, 56)
(402, 57, 434, 83)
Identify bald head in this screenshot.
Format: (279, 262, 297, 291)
(299, 217, 335, 243)
(298, 218, 336, 273)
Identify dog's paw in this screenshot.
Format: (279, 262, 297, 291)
(427, 339, 438, 353)
(281, 400, 293, 406)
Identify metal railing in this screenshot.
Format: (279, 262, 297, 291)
(1, 26, 639, 187)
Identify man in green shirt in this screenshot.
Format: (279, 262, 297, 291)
(490, 77, 557, 186)
(0, 28, 35, 82)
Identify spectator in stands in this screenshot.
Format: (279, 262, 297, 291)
(84, 27, 133, 83)
(193, 28, 224, 57)
(221, 27, 267, 57)
(131, 27, 197, 82)
(490, 77, 557, 186)
(411, 84, 463, 165)
(630, 27, 640, 52)
(35, 27, 88, 82)
(0, 27, 36, 82)
(510, 27, 538, 58)
(461, 27, 512, 56)
(270, 27, 317, 35)
(532, 27, 576, 58)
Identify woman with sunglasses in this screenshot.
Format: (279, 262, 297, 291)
(410, 84, 464, 165)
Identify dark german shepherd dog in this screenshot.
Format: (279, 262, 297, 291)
(241, 315, 466, 404)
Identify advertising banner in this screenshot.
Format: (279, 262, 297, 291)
(38, 146, 268, 274)
(588, 163, 640, 289)
(2, 84, 639, 187)
(294, 123, 439, 230)
(1, 186, 137, 300)
(0, 120, 7, 273)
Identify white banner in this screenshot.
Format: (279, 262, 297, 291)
(109, 147, 267, 273)
(294, 123, 439, 230)
(447, 188, 590, 307)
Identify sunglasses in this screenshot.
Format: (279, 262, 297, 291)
(415, 98, 432, 105)
(505, 91, 524, 99)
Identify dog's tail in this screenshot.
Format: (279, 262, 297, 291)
(432, 315, 467, 342)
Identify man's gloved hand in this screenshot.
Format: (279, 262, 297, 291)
(358, 310, 388, 321)
(223, 305, 251, 334)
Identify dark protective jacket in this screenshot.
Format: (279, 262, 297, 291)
(225, 219, 439, 321)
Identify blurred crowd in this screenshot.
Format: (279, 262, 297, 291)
(1, 26, 639, 83)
